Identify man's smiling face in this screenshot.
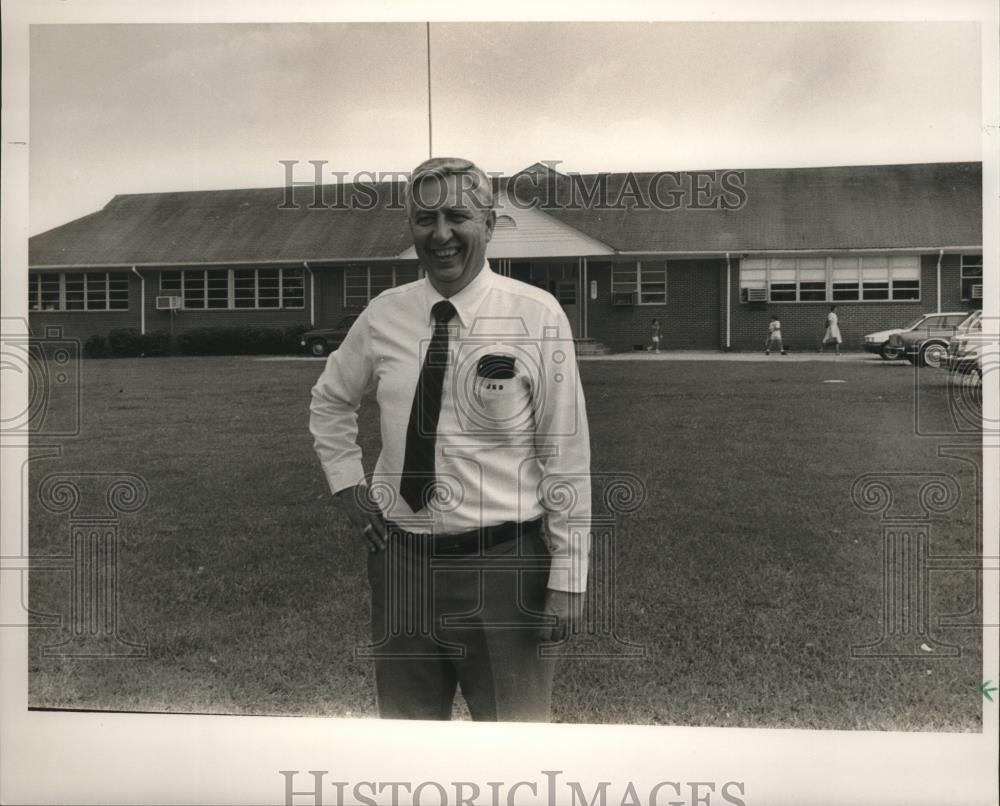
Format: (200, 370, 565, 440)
(407, 172, 495, 298)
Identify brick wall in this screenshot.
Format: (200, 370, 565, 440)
(586, 258, 722, 351)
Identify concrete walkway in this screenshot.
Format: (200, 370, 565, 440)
(579, 350, 894, 363)
(258, 350, 897, 364)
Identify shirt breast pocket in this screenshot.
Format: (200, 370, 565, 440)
(470, 353, 533, 435)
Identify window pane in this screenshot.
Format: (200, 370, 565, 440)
(799, 268, 826, 282)
(344, 267, 369, 308)
(770, 258, 796, 269)
(234, 270, 256, 308)
(770, 269, 796, 281)
(891, 265, 920, 281)
(832, 282, 859, 301)
(770, 283, 796, 301)
(369, 266, 394, 298)
(797, 257, 826, 270)
(892, 280, 920, 300)
(282, 269, 304, 308)
(86, 274, 107, 309)
(205, 269, 229, 308)
(860, 255, 889, 269)
(890, 256, 919, 270)
(640, 265, 666, 302)
(612, 262, 638, 294)
(862, 282, 890, 300)
(799, 281, 827, 302)
(258, 269, 280, 308)
(108, 273, 129, 310)
(862, 267, 889, 281)
(556, 282, 576, 305)
(183, 270, 205, 308)
(40, 273, 61, 310)
(160, 272, 181, 293)
(28, 275, 39, 310)
(65, 276, 85, 310)
(832, 257, 858, 271)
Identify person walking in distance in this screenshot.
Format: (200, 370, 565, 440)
(648, 319, 661, 353)
(765, 315, 787, 355)
(819, 305, 842, 355)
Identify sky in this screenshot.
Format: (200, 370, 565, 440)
(29, 20, 982, 235)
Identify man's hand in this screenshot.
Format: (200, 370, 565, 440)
(335, 484, 387, 552)
(539, 588, 585, 643)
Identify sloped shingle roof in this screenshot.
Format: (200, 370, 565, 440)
(524, 162, 981, 253)
(29, 162, 981, 268)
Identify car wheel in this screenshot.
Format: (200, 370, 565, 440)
(308, 339, 330, 357)
(879, 342, 904, 360)
(919, 341, 948, 369)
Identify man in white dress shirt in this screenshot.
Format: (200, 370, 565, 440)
(309, 157, 591, 721)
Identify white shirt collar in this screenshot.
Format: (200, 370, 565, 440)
(422, 260, 494, 329)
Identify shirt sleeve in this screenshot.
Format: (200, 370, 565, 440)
(533, 306, 592, 593)
(309, 308, 376, 495)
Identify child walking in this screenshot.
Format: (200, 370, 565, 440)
(648, 319, 661, 353)
(765, 315, 787, 355)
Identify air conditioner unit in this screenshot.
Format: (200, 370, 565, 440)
(971, 284, 983, 300)
(612, 292, 636, 306)
(156, 295, 182, 310)
(745, 288, 768, 302)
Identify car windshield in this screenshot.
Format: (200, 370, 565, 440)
(956, 312, 982, 332)
(915, 314, 966, 329)
(903, 317, 925, 330)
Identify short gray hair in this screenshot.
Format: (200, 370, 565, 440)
(405, 157, 494, 218)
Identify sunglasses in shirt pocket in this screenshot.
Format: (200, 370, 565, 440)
(472, 353, 530, 429)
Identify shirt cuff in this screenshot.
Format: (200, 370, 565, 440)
(545, 529, 591, 593)
(323, 461, 366, 496)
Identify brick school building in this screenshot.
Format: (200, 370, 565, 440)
(28, 161, 982, 353)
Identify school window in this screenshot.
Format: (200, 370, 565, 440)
(159, 268, 306, 309)
(741, 255, 920, 302)
(342, 265, 420, 308)
(611, 261, 666, 305)
(831, 256, 921, 301)
(961, 254, 983, 300)
(28, 271, 130, 311)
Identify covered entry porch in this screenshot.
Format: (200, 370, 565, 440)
(490, 258, 591, 339)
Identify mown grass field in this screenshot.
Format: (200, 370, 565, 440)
(27, 355, 983, 730)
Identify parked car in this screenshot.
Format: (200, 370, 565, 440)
(299, 314, 359, 356)
(883, 311, 975, 367)
(945, 310, 983, 380)
(864, 312, 970, 360)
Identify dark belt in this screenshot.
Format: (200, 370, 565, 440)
(385, 517, 543, 556)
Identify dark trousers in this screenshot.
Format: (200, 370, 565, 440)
(365, 520, 555, 722)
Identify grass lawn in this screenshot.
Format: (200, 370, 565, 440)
(27, 355, 983, 730)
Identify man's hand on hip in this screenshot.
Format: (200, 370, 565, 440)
(335, 484, 387, 552)
(540, 589, 585, 643)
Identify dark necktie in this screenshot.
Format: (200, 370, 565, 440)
(400, 299, 457, 512)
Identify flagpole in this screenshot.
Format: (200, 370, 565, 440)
(426, 22, 432, 158)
